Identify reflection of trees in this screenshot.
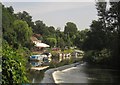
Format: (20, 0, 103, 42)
(83, 65, 120, 85)
(28, 70, 44, 83)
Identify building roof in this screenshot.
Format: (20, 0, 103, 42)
(35, 42, 50, 47)
(30, 36, 49, 48)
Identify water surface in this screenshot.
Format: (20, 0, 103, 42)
(53, 62, 120, 84)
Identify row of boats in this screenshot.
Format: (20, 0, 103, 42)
(29, 52, 52, 67)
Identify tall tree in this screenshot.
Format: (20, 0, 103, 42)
(33, 20, 49, 36)
(83, 20, 106, 51)
(96, 1, 107, 29)
(13, 20, 33, 47)
(64, 22, 78, 37)
(7, 6, 14, 14)
(74, 29, 89, 49)
(45, 38, 57, 47)
(107, 1, 120, 66)
(2, 5, 17, 45)
(16, 11, 34, 28)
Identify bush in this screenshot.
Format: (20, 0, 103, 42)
(83, 50, 95, 63)
(95, 49, 111, 64)
(2, 41, 29, 84)
(83, 49, 111, 64)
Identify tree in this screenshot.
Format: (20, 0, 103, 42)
(74, 29, 89, 49)
(48, 26, 56, 34)
(64, 22, 78, 37)
(16, 11, 34, 28)
(33, 20, 49, 36)
(83, 20, 106, 51)
(107, 1, 120, 67)
(57, 37, 65, 49)
(2, 5, 17, 45)
(82, 1, 120, 68)
(45, 38, 57, 47)
(13, 20, 33, 47)
(2, 5, 16, 33)
(96, 1, 107, 29)
(7, 6, 14, 14)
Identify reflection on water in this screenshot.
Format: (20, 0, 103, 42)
(30, 61, 42, 67)
(53, 62, 120, 84)
(28, 61, 47, 83)
(28, 69, 45, 83)
(83, 64, 120, 84)
(28, 60, 120, 84)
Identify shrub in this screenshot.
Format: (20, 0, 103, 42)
(83, 49, 111, 64)
(83, 50, 95, 63)
(2, 41, 29, 84)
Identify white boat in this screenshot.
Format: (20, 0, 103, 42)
(30, 54, 47, 61)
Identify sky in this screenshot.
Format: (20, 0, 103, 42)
(3, 2, 98, 31)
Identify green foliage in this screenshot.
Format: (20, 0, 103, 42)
(63, 22, 78, 47)
(83, 20, 106, 51)
(64, 22, 78, 37)
(63, 49, 74, 53)
(45, 37, 57, 47)
(49, 58, 81, 69)
(82, 1, 120, 68)
(2, 41, 29, 84)
(83, 49, 111, 64)
(57, 37, 65, 49)
(13, 20, 33, 46)
(83, 50, 95, 63)
(2, 5, 17, 46)
(7, 6, 14, 14)
(16, 11, 34, 28)
(33, 20, 47, 35)
(96, 1, 107, 28)
(2, 5, 16, 33)
(47, 26, 56, 37)
(74, 29, 89, 49)
(2, 5, 33, 49)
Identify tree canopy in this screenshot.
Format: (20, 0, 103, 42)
(64, 22, 78, 37)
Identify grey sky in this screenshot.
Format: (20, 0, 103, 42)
(3, 2, 98, 31)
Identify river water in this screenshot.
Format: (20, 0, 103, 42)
(28, 61, 120, 84)
(53, 62, 120, 84)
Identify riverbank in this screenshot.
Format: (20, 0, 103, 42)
(40, 62, 81, 83)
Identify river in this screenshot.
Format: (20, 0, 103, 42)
(53, 62, 120, 84)
(28, 61, 120, 84)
